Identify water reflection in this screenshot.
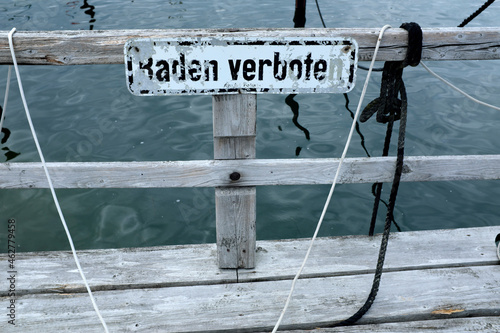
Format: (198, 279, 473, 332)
(3, 2, 32, 24)
(0, 106, 20, 162)
(343, 93, 370, 157)
(95, 204, 143, 247)
(80, 0, 96, 30)
(65, 0, 96, 30)
(282, 90, 403, 233)
(285, 94, 310, 156)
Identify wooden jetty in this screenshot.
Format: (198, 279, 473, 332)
(3, 226, 500, 332)
(0, 28, 500, 331)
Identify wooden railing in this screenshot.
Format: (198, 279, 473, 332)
(1, 27, 499, 268)
(2, 27, 500, 64)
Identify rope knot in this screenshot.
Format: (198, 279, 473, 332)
(360, 22, 422, 124)
(400, 22, 423, 67)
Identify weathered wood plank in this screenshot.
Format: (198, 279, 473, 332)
(213, 94, 257, 140)
(1, 155, 500, 189)
(213, 94, 257, 268)
(1, 27, 500, 65)
(213, 137, 256, 160)
(0, 243, 235, 296)
(10, 265, 500, 332)
(1, 227, 496, 297)
(215, 187, 257, 269)
(240, 226, 500, 282)
(271, 317, 500, 332)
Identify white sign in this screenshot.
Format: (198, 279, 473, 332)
(125, 37, 358, 95)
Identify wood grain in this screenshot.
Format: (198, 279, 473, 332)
(10, 266, 499, 332)
(1, 27, 500, 65)
(269, 318, 500, 332)
(213, 94, 257, 268)
(1, 155, 500, 189)
(2, 226, 498, 332)
(2, 226, 496, 294)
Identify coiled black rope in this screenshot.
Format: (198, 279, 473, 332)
(324, 22, 422, 328)
(330, 0, 495, 323)
(363, 22, 422, 236)
(362, 0, 493, 236)
(307, 0, 495, 328)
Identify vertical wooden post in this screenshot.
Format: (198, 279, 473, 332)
(213, 94, 256, 269)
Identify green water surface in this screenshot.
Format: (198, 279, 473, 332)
(1, 0, 499, 252)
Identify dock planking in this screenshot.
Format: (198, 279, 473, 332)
(271, 318, 500, 333)
(1, 226, 498, 332)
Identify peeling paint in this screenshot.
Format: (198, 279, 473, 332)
(124, 37, 358, 95)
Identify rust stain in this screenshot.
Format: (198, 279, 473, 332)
(431, 308, 465, 315)
(44, 55, 65, 65)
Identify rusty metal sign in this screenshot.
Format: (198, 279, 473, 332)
(124, 37, 358, 95)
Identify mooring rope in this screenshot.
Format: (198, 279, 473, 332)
(327, 23, 421, 327)
(420, 62, 500, 112)
(362, 23, 422, 237)
(458, 0, 496, 27)
(297, 1, 500, 330)
(6, 28, 109, 333)
(363, 62, 403, 236)
(314, 0, 326, 28)
(418, 0, 500, 113)
(340, 81, 408, 325)
(271, 24, 392, 333)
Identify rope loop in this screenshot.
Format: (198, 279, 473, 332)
(360, 22, 421, 124)
(328, 22, 417, 328)
(400, 22, 423, 67)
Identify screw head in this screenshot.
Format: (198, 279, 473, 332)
(229, 172, 241, 181)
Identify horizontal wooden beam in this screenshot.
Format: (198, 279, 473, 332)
(1, 154, 499, 189)
(0, 27, 500, 65)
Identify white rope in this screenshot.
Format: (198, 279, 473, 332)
(420, 61, 500, 112)
(0, 66, 12, 137)
(7, 28, 109, 333)
(270, 24, 392, 333)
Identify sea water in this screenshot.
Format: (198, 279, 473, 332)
(0, 0, 499, 252)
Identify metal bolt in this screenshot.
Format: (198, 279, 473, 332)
(229, 172, 241, 181)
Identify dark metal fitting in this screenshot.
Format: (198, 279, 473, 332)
(229, 172, 241, 181)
